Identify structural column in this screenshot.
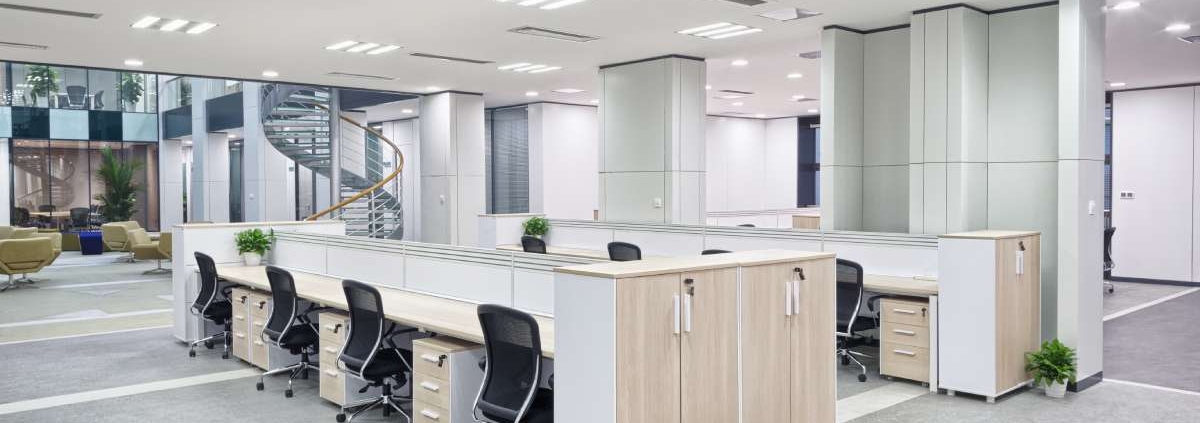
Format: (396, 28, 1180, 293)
(189, 78, 230, 223)
(819, 28, 865, 231)
(598, 55, 706, 224)
(240, 82, 293, 222)
(1056, 0, 1106, 390)
(419, 91, 485, 245)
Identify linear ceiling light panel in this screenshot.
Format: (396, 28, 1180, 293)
(528, 66, 562, 73)
(186, 22, 218, 34)
(678, 22, 762, 40)
(0, 3, 101, 19)
(410, 52, 494, 64)
(326, 40, 359, 50)
(0, 40, 48, 50)
(540, 0, 590, 10)
(131, 16, 161, 28)
(159, 19, 190, 32)
(509, 26, 600, 42)
(367, 45, 401, 55)
(710, 28, 763, 39)
(346, 42, 380, 53)
(498, 62, 532, 70)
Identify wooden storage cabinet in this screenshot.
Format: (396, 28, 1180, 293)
(316, 311, 375, 406)
(879, 298, 931, 384)
(412, 337, 484, 423)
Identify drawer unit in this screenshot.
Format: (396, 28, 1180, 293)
(881, 321, 929, 348)
(880, 341, 930, 383)
(320, 366, 348, 405)
(319, 312, 349, 344)
(879, 298, 930, 327)
(316, 311, 376, 407)
(879, 297, 931, 384)
(412, 337, 485, 423)
(229, 288, 252, 361)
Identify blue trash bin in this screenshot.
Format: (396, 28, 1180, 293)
(78, 231, 104, 255)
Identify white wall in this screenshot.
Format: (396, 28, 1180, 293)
(705, 116, 798, 212)
(528, 103, 599, 220)
(380, 118, 421, 241)
(1112, 86, 1198, 282)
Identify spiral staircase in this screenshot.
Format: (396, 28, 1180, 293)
(11, 150, 76, 213)
(260, 84, 404, 239)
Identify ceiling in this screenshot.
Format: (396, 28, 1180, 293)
(1105, 0, 1200, 90)
(0, 0, 1194, 120)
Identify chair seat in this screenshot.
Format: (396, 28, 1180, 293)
(203, 301, 232, 324)
(361, 348, 413, 381)
(278, 325, 319, 349)
(482, 388, 554, 423)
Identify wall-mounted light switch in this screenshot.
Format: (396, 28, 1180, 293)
(1087, 200, 1095, 216)
(652, 198, 663, 208)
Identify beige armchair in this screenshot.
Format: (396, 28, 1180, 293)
(0, 226, 37, 240)
(30, 232, 62, 266)
(0, 237, 54, 292)
(131, 230, 171, 274)
(101, 221, 141, 262)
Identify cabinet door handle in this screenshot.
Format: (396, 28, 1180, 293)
(420, 409, 441, 420)
(325, 369, 339, 377)
(792, 280, 801, 314)
(421, 354, 441, 364)
(683, 294, 693, 333)
(892, 329, 916, 336)
(420, 381, 441, 392)
(893, 349, 917, 356)
(785, 281, 793, 317)
(235, 333, 246, 339)
(324, 347, 339, 354)
(893, 308, 917, 315)
(672, 295, 681, 335)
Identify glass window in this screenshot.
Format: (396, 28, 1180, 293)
(161, 77, 191, 110)
(87, 69, 120, 111)
(487, 107, 530, 214)
(53, 67, 88, 109)
(87, 141, 159, 230)
(1, 63, 10, 106)
(10, 63, 55, 107)
(10, 139, 51, 226)
(119, 72, 157, 113)
(48, 140, 93, 229)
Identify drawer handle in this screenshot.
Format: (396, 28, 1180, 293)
(422, 353, 448, 367)
(235, 333, 246, 339)
(893, 349, 917, 356)
(253, 341, 264, 346)
(420, 409, 440, 420)
(420, 381, 440, 392)
(254, 322, 264, 327)
(892, 308, 917, 315)
(325, 370, 339, 377)
(234, 315, 245, 321)
(324, 347, 339, 354)
(892, 329, 916, 336)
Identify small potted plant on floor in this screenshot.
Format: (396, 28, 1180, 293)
(234, 228, 274, 266)
(1025, 338, 1077, 398)
(522, 216, 550, 239)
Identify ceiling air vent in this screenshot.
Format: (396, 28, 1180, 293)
(719, 89, 755, 95)
(409, 52, 494, 64)
(759, 8, 823, 22)
(797, 51, 821, 59)
(509, 26, 600, 43)
(715, 0, 768, 6)
(0, 3, 101, 19)
(1180, 35, 1200, 44)
(0, 40, 48, 50)
(326, 72, 395, 81)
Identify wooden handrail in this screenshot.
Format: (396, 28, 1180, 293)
(305, 104, 405, 221)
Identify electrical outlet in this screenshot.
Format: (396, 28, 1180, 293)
(1119, 191, 1135, 199)
(1087, 200, 1095, 216)
(652, 198, 663, 208)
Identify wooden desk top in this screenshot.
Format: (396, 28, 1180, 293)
(556, 249, 836, 279)
(217, 265, 555, 358)
(940, 230, 1040, 240)
(863, 274, 939, 296)
(496, 244, 611, 260)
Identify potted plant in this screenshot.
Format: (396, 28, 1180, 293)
(522, 216, 550, 238)
(25, 65, 59, 106)
(234, 228, 274, 266)
(1025, 338, 1077, 398)
(93, 147, 143, 222)
(120, 72, 145, 112)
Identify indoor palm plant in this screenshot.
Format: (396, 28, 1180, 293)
(234, 228, 275, 266)
(522, 216, 550, 238)
(120, 72, 145, 111)
(25, 65, 59, 106)
(94, 146, 143, 223)
(1025, 338, 1077, 398)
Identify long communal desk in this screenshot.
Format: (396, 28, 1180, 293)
(496, 244, 611, 260)
(215, 264, 556, 358)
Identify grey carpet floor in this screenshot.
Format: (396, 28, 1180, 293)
(1103, 289, 1200, 392)
(1102, 281, 1194, 317)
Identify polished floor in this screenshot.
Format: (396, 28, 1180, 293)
(0, 259, 1197, 422)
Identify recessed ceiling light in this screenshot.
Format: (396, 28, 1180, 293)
(791, 95, 807, 101)
(1165, 23, 1192, 33)
(696, 25, 747, 37)
(711, 28, 764, 39)
(367, 45, 401, 55)
(518, 0, 551, 6)
(514, 64, 547, 72)
(1109, 82, 1127, 88)
(808, 109, 818, 114)
(590, 99, 599, 104)
(426, 86, 442, 91)
(186, 22, 217, 34)
(528, 66, 562, 74)
(1111, 1, 1140, 11)
(131, 16, 160, 29)
(732, 102, 744, 106)
(716, 94, 745, 100)
(347, 42, 380, 53)
(498, 62, 532, 70)
(262, 70, 279, 78)
(787, 73, 803, 79)
(679, 22, 732, 35)
(553, 88, 586, 94)
(679, 22, 762, 40)
(705, 85, 712, 90)
(327, 40, 358, 51)
(124, 59, 143, 67)
(755, 114, 766, 118)
(731, 59, 749, 66)
(402, 109, 414, 114)
(541, 0, 589, 10)
(159, 19, 189, 32)
(526, 91, 539, 97)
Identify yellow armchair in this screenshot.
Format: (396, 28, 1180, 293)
(30, 232, 63, 266)
(0, 237, 54, 292)
(131, 230, 172, 274)
(0, 226, 37, 240)
(101, 221, 141, 262)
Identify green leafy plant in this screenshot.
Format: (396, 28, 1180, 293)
(234, 228, 275, 255)
(120, 73, 145, 111)
(522, 216, 550, 237)
(25, 65, 59, 105)
(1025, 338, 1077, 388)
(93, 147, 143, 222)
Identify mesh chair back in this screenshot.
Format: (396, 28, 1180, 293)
(521, 236, 547, 254)
(607, 242, 642, 262)
(1104, 227, 1116, 267)
(341, 280, 385, 376)
(835, 259, 864, 333)
(192, 252, 220, 314)
(263, 266, 298, 342)
(13, 208, 30, 226)
(475, 304, 542, 423)
(702, 249, 731, 255)
(70, 207, 89, 227)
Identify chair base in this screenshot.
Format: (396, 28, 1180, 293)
(143, 260, 171, 275)
(838, 348, 870, 382)
(117, 253, 136, 263)
(188, 328, 231, 359)
(258, 357, 319, 397)
(0, 275, 38, 292)
(339, 379, 412, 423)
(1103, 281, 1115, 294)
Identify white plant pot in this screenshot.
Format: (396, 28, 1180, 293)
(242, 252, 262, 266)
(1044, 381, 1067, 398)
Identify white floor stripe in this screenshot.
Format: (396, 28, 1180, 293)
(41, 278, 168, 290)
(0, 369, 260, 415)
(0, 309, 171, 329)
(0, 325, 172, 346)
(1103, 287, 1200, 322)
(836, 382, 929, 423)
(1104, 378, 1200, 397)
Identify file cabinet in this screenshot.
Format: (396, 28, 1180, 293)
(412, 337, 485, 423)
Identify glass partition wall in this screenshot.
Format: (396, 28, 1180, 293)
(1, 63, 157, 112)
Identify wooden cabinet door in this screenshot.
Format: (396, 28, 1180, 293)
(616, 274, 681, 423)
(995, 235, 1041, 392)
(740, 264, 794, 423)
(790, 258, 836, 423)
(681, 268, 739, 423)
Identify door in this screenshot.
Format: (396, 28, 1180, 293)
(740, 264, 793, 423)
(681, 268, 739, 423)
(790, 258, 836, 423)
(616, 273, 681, 423)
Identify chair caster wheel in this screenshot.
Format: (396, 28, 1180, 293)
(858, 374, 867, 382)
(221, 353, 230, 359)
(204, 340, 214, 349)
(284, 389, 293, 398)
(256, 382, 264, 391)
(336, 413, 346, 423)
(188, 350, 196, 358)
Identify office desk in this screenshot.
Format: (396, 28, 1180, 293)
(215, 265, 556, 358)
(496, 244, 611, 260)
(864, 274, 938, 296)
(863, 274, 939, 392)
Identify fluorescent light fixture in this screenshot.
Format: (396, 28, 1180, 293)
(160, 19, 189, 32)
(710, 28, 763, 39)
(367, 45, 401, 55)
(526, 91, 539, 97)
(1165, 23, 1192, 32)
(590, 99, 599, 104)
(261, 70, 279, 78)
(402, 109, 414, 114)
(326, 40, 358, 51)
(186, 22, 217, 34)
(123, 58, 144, 67)
(1109, 82, 1127, 88)
(731, 59, 749, 66)
(716, 94, 745, 100)
(528, 66, 562, 73)
(553, 88, 586, 93)
(732, 102, 744, 106)
(498, 62, 532, 70)
(541, 0, 589, 10)
(131, 16, 160, 29)
(808, 109, 818, 113)
(756, 114, 766, 118)
(787, 73, 803, 79)
(518, 0, 551, 6)
(705, 85, 712, 90)
(347, 42, 380, 53)
(696, 25, 747, 37)
(426, 86, 441, 91)
(1112, 1, 1140, 11)
(514, 64, 548, 72)
(678, 22, 731, 35)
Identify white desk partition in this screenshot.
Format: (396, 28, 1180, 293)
(705, 207, 820, 228)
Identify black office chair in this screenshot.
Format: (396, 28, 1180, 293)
(701, 249, 731, 255)
(69, 207, 90, 229)
(12, 207, 31, 227)
(836, 259, 874, 382)
(474, 304, 553, 423)
(256, 266, 323, 398)
(66, 85, 88, 109)
(337, 280, 416, 423)
(737, 223, 756, 228)
(607, 242, 641, 262)
(188, 252, 233, 359)
(521, 236, 547, 254)
(1104, 227, 1117, 293)
(36, 205, 55, 228)
(93, 90, 106, 110)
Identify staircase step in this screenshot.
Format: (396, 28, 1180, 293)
(266, 133, 330, 139)
(264, 120, 328, 128)
(271, 107, 324, 116)
(288, 94, 330, 103)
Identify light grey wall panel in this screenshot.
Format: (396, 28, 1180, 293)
(863, 166, 909, 232)
(49, 109, 88, 140)
(123, 113, 159, 142)
(0, 107, 10, 138)
(601, 172, 665, 222)
(864, 28, 911, 167)
(947, 8, 989, 163)
(988, 160, 1058, 324)
(601, 60, 667, 173)
(988, 6, 1059, 163)
(923, 11, 949, 163)
(820, 28, 866, 230)
(946, 162, 987, 232)
(923, 163, 947, 234)
(909, 15, 926, 165)
(1194, 87, 1199, 282)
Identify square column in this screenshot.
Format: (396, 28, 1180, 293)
(419, 92, 485, 245)
(241, 82, 294, 222)
(189, 79, 231, 223)
(819, 28, 865, 230)
(598, 56, 706, 224)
